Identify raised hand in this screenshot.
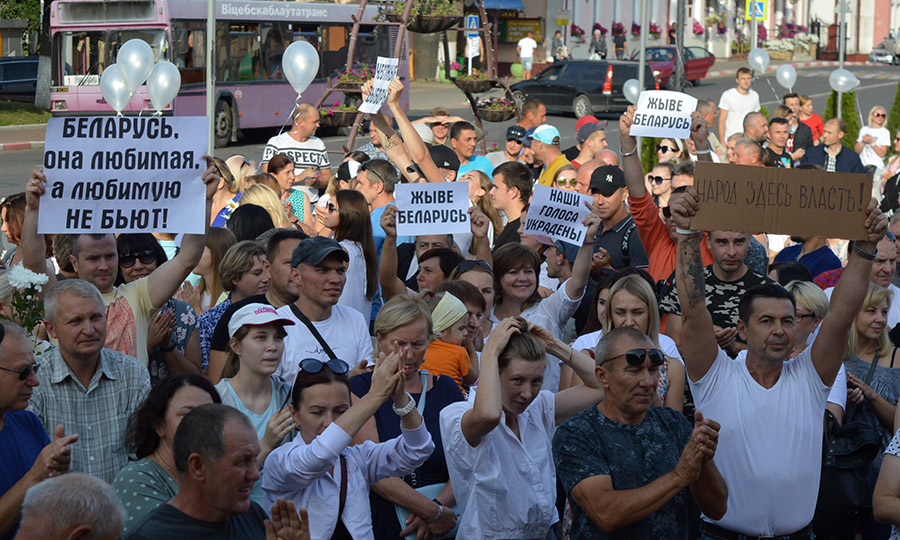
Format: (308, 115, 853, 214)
(262, 408, 295, 452)
(200, 155, 219, 200)
(861, 197, 888, 246)
(591, 248, 611, 273)
(25, 168, 47, 210)
(669, 186, 699, 231)
(31, 425, 79, 481)
(265, 500, 309, 540)
(483, 318, 522, 358)
(582, 201, 602, 240)
(147, 310, 175, 352)
(386, 77, 404, 105)
(371, 348, 403, 401)
(689, 111, 709, 147)
(620, 105, 636, 141)
(381, 205, 398, 238)
(468, 206, 490, 239)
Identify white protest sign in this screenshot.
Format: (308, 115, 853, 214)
(523, 184, 592, 244)
(358, 56, 400, 114)
(38, 116, 208, 234)
(629, 90, 698, 139)
(394, 182, 470, 236)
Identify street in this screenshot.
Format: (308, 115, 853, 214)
(2, 64, 900, 196)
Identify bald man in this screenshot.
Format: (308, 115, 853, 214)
(262, 103, 333, 198)
(594, 149, 619, 166)
(800, 118, 866, 173)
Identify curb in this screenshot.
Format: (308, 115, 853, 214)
(703, 60, 876, 79)
(0, 141, 44, 152)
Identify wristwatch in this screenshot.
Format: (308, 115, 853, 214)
(428, 499, 444, 524)
(392, 392, 416, 416)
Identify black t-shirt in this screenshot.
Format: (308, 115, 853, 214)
(766, 147, 792, 168)
(210, 294, 270, 352)
(613, 35, 626, 49)
(593, 215, 648, 271)
(563, 145, 580, 161)
(125, 502, 267, 540)
(494, 218, 522, 249)
(790, 121, 814, 151)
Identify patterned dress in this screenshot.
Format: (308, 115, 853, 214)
(147, 298, 198, 385)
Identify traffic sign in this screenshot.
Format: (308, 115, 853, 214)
(745, 0, 767, 20)
(467, 15, 479, 38)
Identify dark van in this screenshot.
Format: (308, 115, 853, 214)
(0, 57, 39, 101)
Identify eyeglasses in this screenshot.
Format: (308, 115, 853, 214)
(360, 162, 385, 186)
(119, 249, 156, 268)
(281, 358, 351, 408)
(0, 362, 39, 381)
(327, 202, 337, 214)
(648, 175, 671, 185)
(795, 311, 816, 322)
(556, 177, 578, 188)
(454, 259, 493, 274)
(657, 144, 677, 153)
(599, 348, 665, 367)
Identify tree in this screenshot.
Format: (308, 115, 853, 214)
(823, 90, 861, 148)
(0, 0, 40, 54)
(641, 136, 659, 173)
(887, 78, 900, 141)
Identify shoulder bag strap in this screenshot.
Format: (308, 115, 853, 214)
(863, 354, 881, 386)
(330, 455, 348, 540)
(289, 304, 339, 361)
(417, 370, 428, 415)
(892, 347, 899, 369)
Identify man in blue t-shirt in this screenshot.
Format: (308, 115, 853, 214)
(451, 121, 494, 178)
(553, 327, 727, 539)
(0, 321, 78, 540)
(773, 236, 842, 278)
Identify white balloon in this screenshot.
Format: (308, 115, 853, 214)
(99, 64, 131, 113)
(282, 40, 320, 95)
(747, 48, 770, 73)
(116, 39, 155, 93)
(147, 61, 181, 111)
(623, 78, 641, 105)
(829, 68, 859, 93)
(775, 64, 797, 90)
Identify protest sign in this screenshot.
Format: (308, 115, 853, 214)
(523, 184, 592, 244)
(629, 90, 698, 140)
(394, 182, 470, 236)
(691, 162, 872, 240)
(358, 56, 400, 114)
(38, 116, 208, 235)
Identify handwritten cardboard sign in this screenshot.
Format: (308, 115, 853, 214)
(691, 162, 872, 240)
(39, 116, 208, 234)
(630, 90, 698, 140)
(523, 184, 592, 244)
(394, 182, 470, 236)
(358, 56, 400, 114)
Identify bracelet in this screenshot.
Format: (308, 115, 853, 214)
(675, 227, 701, 235)
(620, 145, 637, 157)
(428, 499, 444, 524)
(582, 240, 595, 246)
(694, 147, 711, 155)
(392, 392, 416, 416)
(851, 241, 876, 261)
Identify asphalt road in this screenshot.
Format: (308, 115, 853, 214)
(2, 64, 900, 197)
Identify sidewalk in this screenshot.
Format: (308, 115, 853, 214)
(0, 58, 880, 152)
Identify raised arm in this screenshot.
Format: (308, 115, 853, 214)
(671, 188, 719, 381)
(690, 112, 714, 163)
(619, 106, 647, 198)
(566, 205, 602, 300)
(147, 156, 218, 308)
(385, 78, 444, 184)
(21, 170, 59, 291)
(378, 206, 410, 301)
(529, 323, 604, 422)
(467, 207, 493, 264)
(811, 199, 886, 385)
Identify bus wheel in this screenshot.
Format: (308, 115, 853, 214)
(214, 100, 233, 148)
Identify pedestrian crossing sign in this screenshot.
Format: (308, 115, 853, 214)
(745, 0, 767, 20)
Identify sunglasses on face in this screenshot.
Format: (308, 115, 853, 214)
(600, 348, 665, 367)
(454, 259, 493, 274)
(648, 175, 671, 185)
(657, 144, 677, 153)
(119, 249, 156, 268)
(875, 113, 887, 118)
(556, 177, 578, 188)
(0, 362, 39, 381)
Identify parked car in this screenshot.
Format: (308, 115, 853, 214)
(509, 60, 658, 118)
(0, 56, 39, 102)
(629, 46, 716, 88)
(870, 38, 899, 65)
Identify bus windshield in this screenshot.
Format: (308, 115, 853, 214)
(52, 29, 169, 86)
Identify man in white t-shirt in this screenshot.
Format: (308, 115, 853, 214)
(262, 104, 333, 202)
(517, 31, 539, 80)
(670, 186, 887, 538)
(274, 237, 373, 385)
(717, 68, 760, 143)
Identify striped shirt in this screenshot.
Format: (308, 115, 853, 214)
(28, 347, 150, 483)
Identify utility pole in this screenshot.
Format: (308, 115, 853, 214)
(836, 1, 850, 119)
(673, 0, 685, 92)
(637, 0, 648, 159)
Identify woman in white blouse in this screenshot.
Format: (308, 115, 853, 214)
(262, 351, 434, 540)
(439, 317, 605, 540)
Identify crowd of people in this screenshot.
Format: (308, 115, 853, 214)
(4, 70, 900, 540)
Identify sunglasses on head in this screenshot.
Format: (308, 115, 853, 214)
(454, 259, 493, 274)
(119, 249, 156, 268)
(600, 348, 665, 367)
(556, 177, 578, 188)
(648, 175, 671, 185)
(657, 144, 677, 153)
(282, 358, 351, 408)
(360, 162, 385, 185)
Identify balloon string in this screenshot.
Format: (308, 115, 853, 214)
(268, 93, 303, 169)
(763, 75, 780, 103)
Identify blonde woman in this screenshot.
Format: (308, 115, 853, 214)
(240, 184, 292, 229)
(211, 157, 242, 227)
(857, 106, 891, 191)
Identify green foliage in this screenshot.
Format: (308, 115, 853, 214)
(641, 136, 659, 173)
(0, 0, 41, 53)
(887, 78, 900, 140)
(823, 90, 861, 148)
(759, 105, 769, 120)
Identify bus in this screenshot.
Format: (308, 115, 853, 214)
(49, 0, 409, 146)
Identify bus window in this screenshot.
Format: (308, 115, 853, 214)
(319, 25, 349, 79)
(353, 26, 388, 68)
(171, 20, 204, 85)
(261, 23, 291, 80)
(227, 23, 260, 82)
(291, 24, 321, 78)
(52, 29, 168, 86)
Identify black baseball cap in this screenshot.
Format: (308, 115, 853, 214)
(429, 145, 460, 172)
(590, 165, 626, 196)
(506, 125, 527, 144)
(291, 236, 349, 268)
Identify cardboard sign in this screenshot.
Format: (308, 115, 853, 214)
(523, 184, 593, 244)
(394, 182, 470, 236)
(630, 90, 698, 140)
(691, 162, 872, 240)
(38, 116, 208, 234)
(358, 56, 400, 114)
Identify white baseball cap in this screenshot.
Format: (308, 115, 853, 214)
(228, 303, 295, 337)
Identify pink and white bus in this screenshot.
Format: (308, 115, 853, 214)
(49, 0, 409, 146)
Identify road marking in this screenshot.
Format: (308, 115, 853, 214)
(761, 80, 900, 107)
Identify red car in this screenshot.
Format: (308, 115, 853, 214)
(629, 46, 716, 88)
